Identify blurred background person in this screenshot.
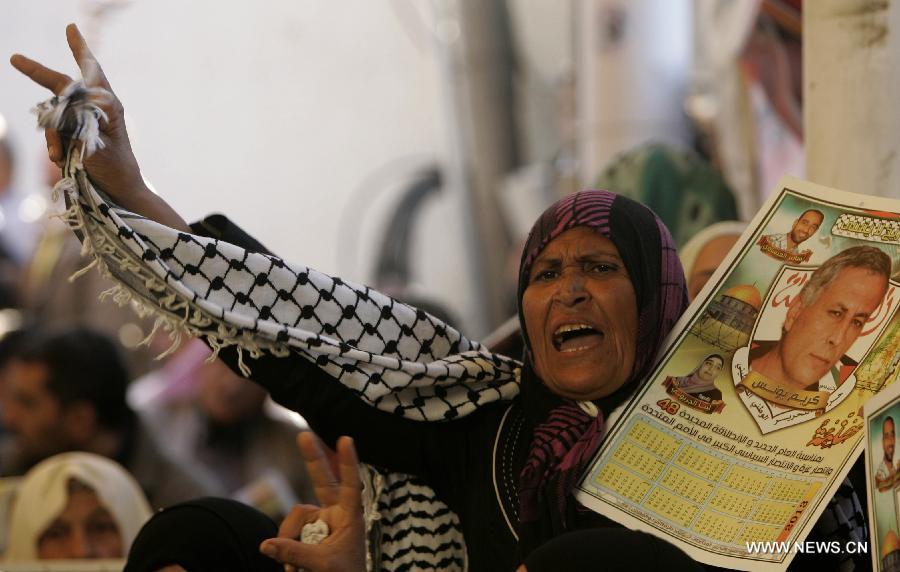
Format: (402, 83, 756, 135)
(0, 124, 41, 267)
(678, 221, 746, 301)
(0, 328, 33, 437)
(0, 326, 223, 509)
(593, 142, 739, 250)
(3, 451, 151, 562)
(19, 154, 160, 377)
(0, 127, 30, 309)
(130, 339, 316, 519)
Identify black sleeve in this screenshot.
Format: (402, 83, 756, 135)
(190, 215, 498, 511)
(190, 214, 274, 256)
(215, 344, 495, 515)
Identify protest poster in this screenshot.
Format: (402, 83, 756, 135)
(577, 177, 900, 570)
(864, 368, 900, 571)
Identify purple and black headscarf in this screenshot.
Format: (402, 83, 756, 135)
(516, 190, 688, 555)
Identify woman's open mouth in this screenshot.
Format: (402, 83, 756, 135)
(552, 323, 604, 353)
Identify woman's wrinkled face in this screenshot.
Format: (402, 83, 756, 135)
(522, 227, 638, 401)
(37, 479, 123, 560)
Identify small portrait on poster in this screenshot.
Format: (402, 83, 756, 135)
(868, 406, 900, 571)
(662, 354, 726, 414)
(876, 416, 898, 492)
(733, 246, 898, 434)
(757, 208, 824, 264)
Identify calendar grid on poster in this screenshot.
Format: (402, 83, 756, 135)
(589, 417, 822, 549)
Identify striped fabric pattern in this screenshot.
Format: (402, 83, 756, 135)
(520, 190, 616, 275)
(376, 473, 467, 571)
(518, 403, 603, 523)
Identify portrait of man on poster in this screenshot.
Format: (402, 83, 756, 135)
(876, 416, 897, 492)
(745, 246, 891, 412)
(758, 209, 824, 263)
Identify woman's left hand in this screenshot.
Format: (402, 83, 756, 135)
(260, 434, 367, 572)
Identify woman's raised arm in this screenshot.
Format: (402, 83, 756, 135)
(10, 24, 190, 233)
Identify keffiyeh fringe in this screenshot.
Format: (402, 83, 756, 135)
(34, 80, 109, 158)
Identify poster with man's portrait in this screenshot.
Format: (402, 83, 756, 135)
(733, 256, 899, 434)
(865, 383, 900, 571)
(578, 178, 900, 571)
(757, 208, 824, 264)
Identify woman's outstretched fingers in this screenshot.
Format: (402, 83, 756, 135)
(263, 434, 366, 571)
(66, 23, 112, 90)
(336, 436, 362, 513)
(11, 25, 192, 231)
(9, 53, 73, 95)
(297, 432, 340, 507)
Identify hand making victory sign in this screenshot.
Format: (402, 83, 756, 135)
(10, 23, 190, 232)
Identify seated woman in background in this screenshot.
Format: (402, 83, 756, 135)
(677, 221, 745, 301)
(4, 451, 151, 561)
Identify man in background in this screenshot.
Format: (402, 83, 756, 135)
(0, 326, 222, 508)
(133, 339, 316, 519)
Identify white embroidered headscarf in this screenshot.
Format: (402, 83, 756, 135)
(5, 452, 151, 561)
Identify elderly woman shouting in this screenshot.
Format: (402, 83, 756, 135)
(13, 26, 705, 572)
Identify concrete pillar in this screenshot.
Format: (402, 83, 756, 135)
(805, 1, 900, 197)
(433, 0, 519, 335)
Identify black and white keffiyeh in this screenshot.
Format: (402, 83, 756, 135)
(37, 82, 521, 571)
